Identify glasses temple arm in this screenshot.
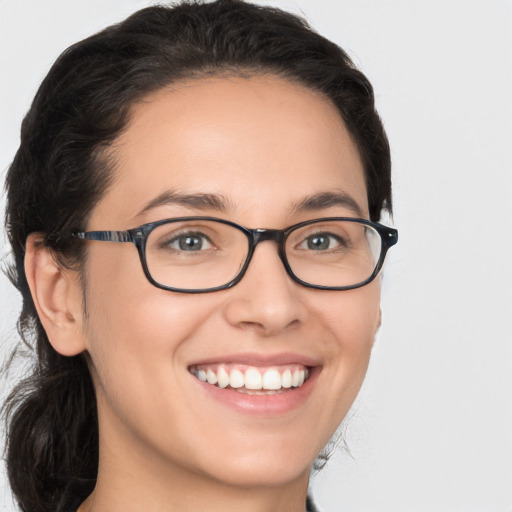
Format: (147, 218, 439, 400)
(73, 230, 134, 243)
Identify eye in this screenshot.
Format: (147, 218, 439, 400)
(299, 232, 346, 251)
(165, 231, 214, 252)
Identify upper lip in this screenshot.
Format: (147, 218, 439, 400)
(187, 352, 321, 368)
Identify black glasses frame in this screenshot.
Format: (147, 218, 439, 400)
(74, 216, 398, 293)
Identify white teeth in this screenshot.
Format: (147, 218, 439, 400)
(262, 369, 281, 390)
(281, 369, 292, 388)
(229, 369, 245, 389)
(245, 368, 263, 390)
(217, 367, 230, 389)
(191, 365, 311, 391)
(206, 369, 218, 385)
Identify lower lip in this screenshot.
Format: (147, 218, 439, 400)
(192, 368, 319, 416)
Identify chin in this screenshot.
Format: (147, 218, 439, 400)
(189, 433, 322, 490)
(207, 458, 313, 490)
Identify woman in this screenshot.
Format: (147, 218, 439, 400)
(3, 1, 397, 511)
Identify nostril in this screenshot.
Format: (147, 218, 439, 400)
(238, 320, 266, 332)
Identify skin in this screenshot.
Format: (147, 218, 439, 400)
(26, 75, 381, 512)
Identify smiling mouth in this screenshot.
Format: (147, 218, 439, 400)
(189, 364, 311, 395)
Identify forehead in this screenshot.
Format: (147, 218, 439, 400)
(89, 75, 368, 228)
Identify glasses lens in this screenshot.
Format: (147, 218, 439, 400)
(285, 220, 382, 288)
(145, 220, 249, 290)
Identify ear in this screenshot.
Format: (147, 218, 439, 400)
(24, 233, 87, 356)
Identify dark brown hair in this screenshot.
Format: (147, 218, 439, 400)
(3, 1, 392, 510)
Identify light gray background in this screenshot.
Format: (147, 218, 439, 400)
(1, 1, 511, 511)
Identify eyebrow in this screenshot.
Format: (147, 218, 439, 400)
(291, 191, 365, 217)
(134, 189, 364, 220)
(135, 190, 233, 218)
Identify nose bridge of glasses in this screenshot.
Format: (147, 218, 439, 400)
(242, 228, 293, 286)
(246, 228, 289, 271)
(252, 228, 286, 246)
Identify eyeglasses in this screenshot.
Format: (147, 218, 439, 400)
(74, 217, 398, 293)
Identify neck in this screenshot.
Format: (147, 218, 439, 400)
(80, 466, 311, 512)
(80, 410, 312, 512)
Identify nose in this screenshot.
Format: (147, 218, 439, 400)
(223, 241, 307, 336)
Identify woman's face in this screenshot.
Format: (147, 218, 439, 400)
(80, 76, 381, 491)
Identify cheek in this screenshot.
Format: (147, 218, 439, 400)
(83, 242, 213, 337)
(81, 245, 216, 401)
(317, 282, 381, 351)
(312, 283, 381, 413)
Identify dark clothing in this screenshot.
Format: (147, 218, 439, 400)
(307, 494, 321, 512)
